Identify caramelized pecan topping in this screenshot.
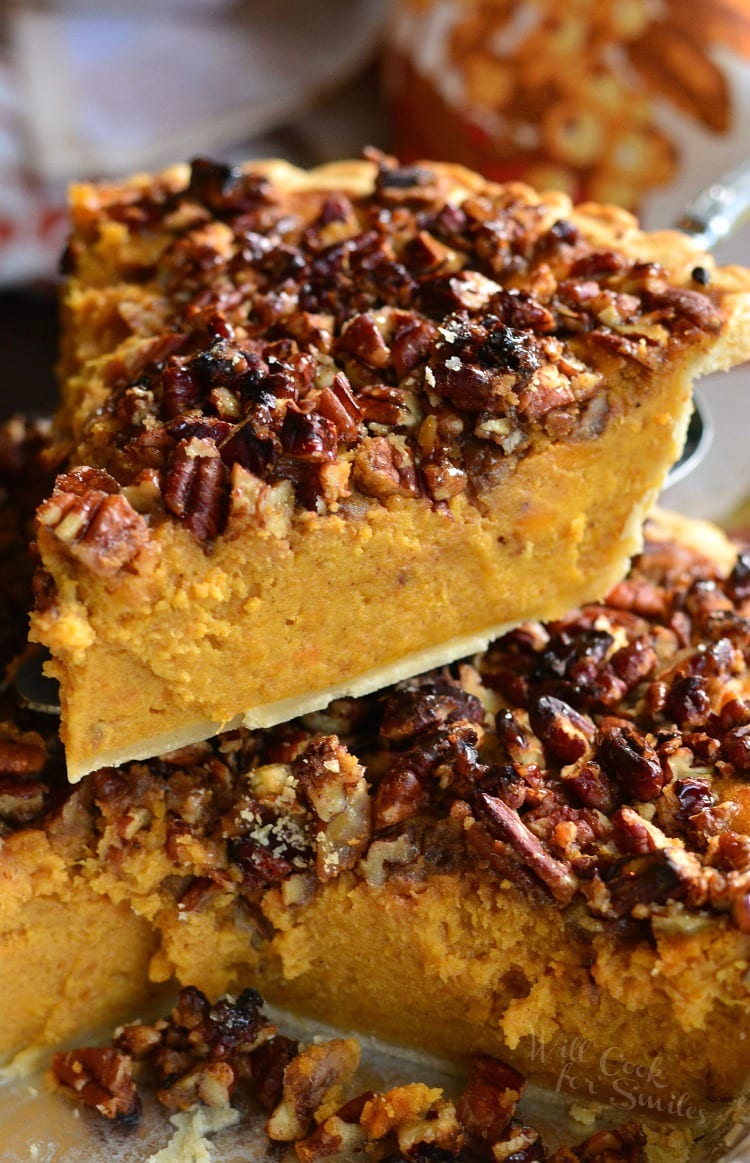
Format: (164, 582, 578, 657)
(50, 152, 724, 548)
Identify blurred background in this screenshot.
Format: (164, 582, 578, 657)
(1, 0, 749, 519)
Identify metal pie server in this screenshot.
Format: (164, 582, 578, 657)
(666, 157, 750, 487)
(666, 157, 750, 488)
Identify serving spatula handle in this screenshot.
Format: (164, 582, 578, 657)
(674, 158, 750, 251)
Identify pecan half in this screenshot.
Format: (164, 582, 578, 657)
(164, 438, 227, 541)
(38, 472, 150, 573)
(476, 792, 578, 904)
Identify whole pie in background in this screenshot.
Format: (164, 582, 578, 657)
(385, 0, 750, 211)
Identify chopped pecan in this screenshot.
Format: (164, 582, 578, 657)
(353, 436, 418, 499)
(0, 728, 46, 775)
(488, 288, 556, 334)
(187, 157, 272, 215)
(157, 1060, 237, 1111)
(378, 719, 481, 809)
(612, 806, 669, 856)
(115, 1022, 164, 1060)
(232, 838, 296, 899)
(337, 312, 391, 369)
(456, 1054, 525, 1149)
(391, 315, 439, 378)
(708, 831, 750, 873)
(561, 760, 616, 814)
(171, 986, 276, 1059)
(528, 696, 595, 764)
(419, 271, 501, 315)
(295, 736, 371, 880)
(0, 779, 46, 824)
(296, 1115, 369, 1163)
(52, 1048, 140, 1123)
(357, 384, 413, 427)
(358, 830, 420, 885)
(670, 777, 717, 829)
(666, 675, 711, 729)
(492, 1123, 545, 1161)
(643, 286, 722, 330)
(588, 330, 659, 368)
(373, 768, 428, 829)
(726, 552, 750, 604)
(517, 365, 576, 422)
(722, 725, 750, 773)
(380, 680, 485, 742)
(598, 721, 663, 801)
(280, 407, 337, 463)
(248, 1035, 300, 1111)
(494, 709, 532, 764)
(267, 1038, 361, 1142)
(421, 453, 467, 501)
(610, 639, 657, 689)
(605, 848, 701, 917)
(316, 373, 361, 442)
(572, 1122, 646, 1162)
(360, 1082, 463, 1157)
(401, 230, 454, 274)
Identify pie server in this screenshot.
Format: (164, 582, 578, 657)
(666, 157, 750, 487)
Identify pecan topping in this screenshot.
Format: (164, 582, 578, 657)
(11, 418, 750, 937)
(49, 153, 725, 543)
(52, 1048, 140, 1123)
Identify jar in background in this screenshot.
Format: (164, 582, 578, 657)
(384, 0, 750, 219)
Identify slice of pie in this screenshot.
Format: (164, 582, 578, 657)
(7, 419, 750, 1108)
(30, 153, 750, 779)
